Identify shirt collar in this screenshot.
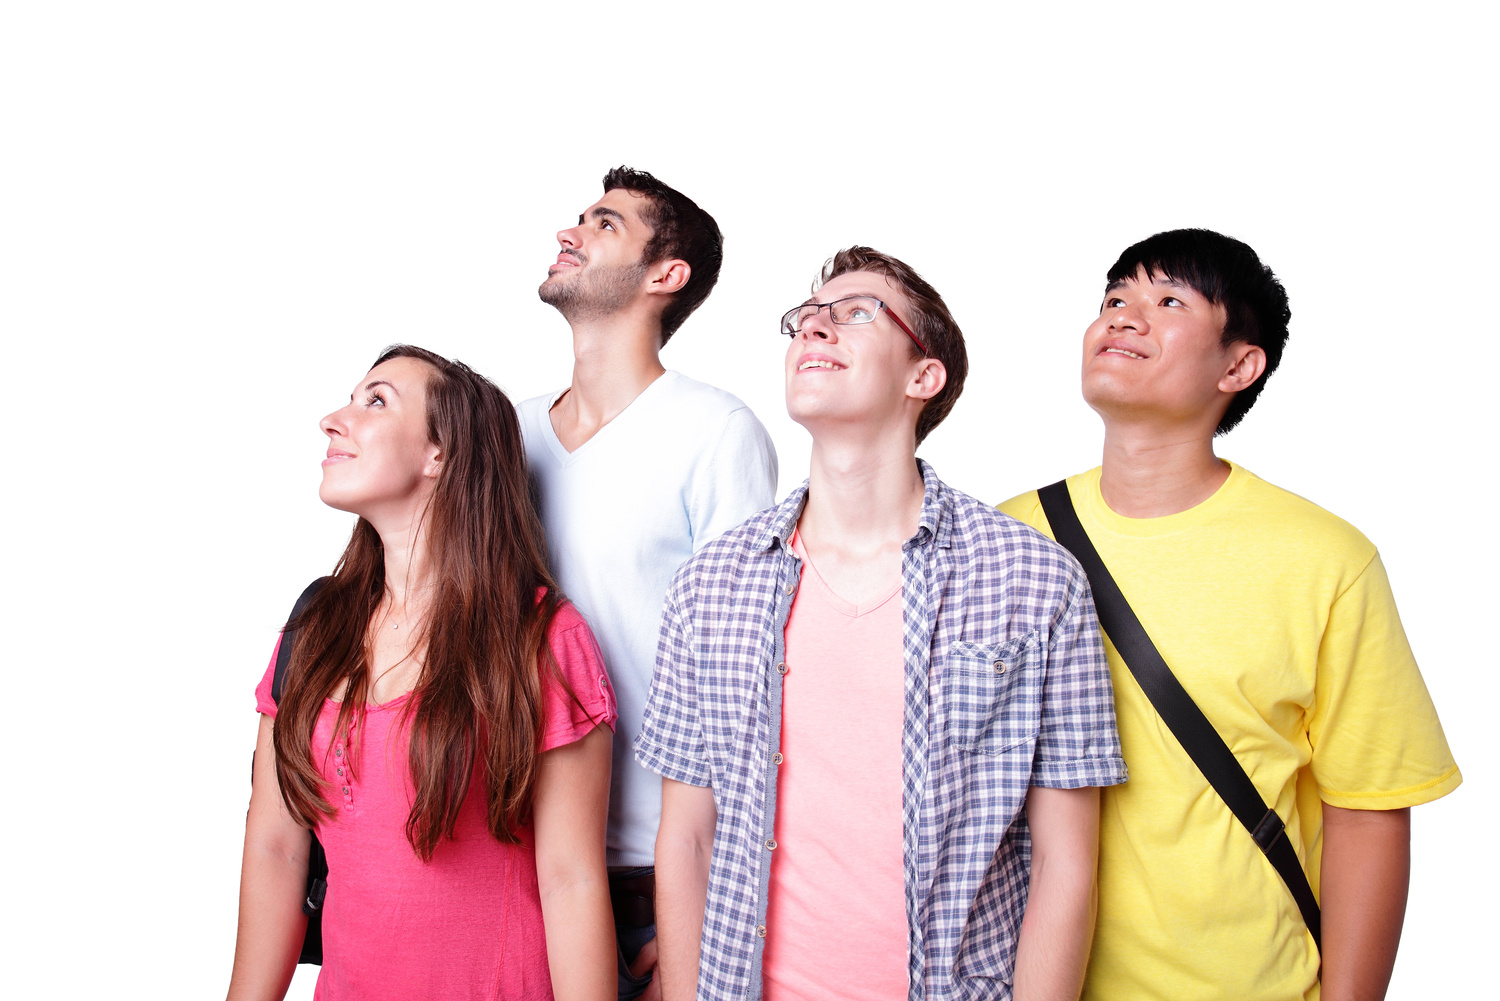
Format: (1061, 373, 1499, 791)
(756, 458, 951, 552)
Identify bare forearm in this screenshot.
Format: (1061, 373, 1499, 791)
(540, 875, 615, 1001)
(1013, 856, 1097, 1001)
(226, 841, 310, 1001)
(655, 838, 711, 1001)
(1320, 806, 1410, 1001)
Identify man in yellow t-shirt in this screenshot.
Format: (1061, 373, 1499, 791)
(999, 228, 1460, 1001)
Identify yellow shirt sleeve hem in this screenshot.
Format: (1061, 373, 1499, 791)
(1320, 765, 1463, 810)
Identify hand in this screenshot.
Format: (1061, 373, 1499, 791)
(628, 938, 661, 1001)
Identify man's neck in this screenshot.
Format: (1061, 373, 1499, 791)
(796, 432, 925, 606)
(550, 315, 666, 452)
(1098, 418, 1230, 518)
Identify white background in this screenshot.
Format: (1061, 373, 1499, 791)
(3, 3, 1494, 997)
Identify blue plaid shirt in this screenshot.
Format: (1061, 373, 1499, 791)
(636, 461, 1126, 1001)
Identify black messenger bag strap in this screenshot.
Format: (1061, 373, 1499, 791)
(270, 576, 331, 965)
(1037, 481, 1322, 950)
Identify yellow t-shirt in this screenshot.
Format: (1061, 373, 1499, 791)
(999, 462, 1460, 1001)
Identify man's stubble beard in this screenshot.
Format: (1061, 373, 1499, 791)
(538, 257, 649, 325)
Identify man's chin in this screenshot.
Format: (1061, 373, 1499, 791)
(538, 277, 572, 307)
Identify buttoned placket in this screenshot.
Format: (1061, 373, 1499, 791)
(335, 722, 357, 808)
(745, 542, 802, 1001)
(898, 525, 944, 992)
(741, 514, 949, 1001)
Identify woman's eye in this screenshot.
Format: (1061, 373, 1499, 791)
(848, 308, 873, 321)
(367, 393, 386, 407)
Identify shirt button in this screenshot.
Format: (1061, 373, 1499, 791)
(764, 838, 777, 851)
(772, 752, 783, 765)
(776, 662, 788, 676)
(756, 925, 767, 938)
(337, 767, 344, 776)
(993, 659, 1006, 673)
(341, 786, 350, 795)
(783, 583, 796, 596)
(335, 747, 343, 757)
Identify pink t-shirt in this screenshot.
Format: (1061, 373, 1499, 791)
(761, 532, 909, 1000)
(254, 600, 616, 1001)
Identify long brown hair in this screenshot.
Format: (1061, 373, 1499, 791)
(272, 345, 567, 860)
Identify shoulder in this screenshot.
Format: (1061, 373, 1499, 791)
(657, 371, 753, 415)
(1233, 466, 1377, 563)
(940, 478, 1090, 595)
(515, 390, 558, 419)
(514, 391, 559, 441)
(669, 498, 789, 591)
(545, 599, 607, 672)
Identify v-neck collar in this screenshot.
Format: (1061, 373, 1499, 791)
(538, 370, 673, 466)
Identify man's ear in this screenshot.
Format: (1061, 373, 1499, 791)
(647, 259, 691, 297)
(908, 358, 948, 402)
(1219, 343, 1267, 393)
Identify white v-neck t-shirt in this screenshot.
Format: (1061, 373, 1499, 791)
(518, 371, 778, 866)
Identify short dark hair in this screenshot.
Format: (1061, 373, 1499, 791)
(1107, 228, 1291, 435)
(602, 166, 723, 344)
(816, 247, 968, 445)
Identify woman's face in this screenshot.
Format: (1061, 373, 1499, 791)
(318, 356, 441, 525)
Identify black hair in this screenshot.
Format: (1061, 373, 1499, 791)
(1106, 228, 1291, 435)
(602, 166, 723, 345)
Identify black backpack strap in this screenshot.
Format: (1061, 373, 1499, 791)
(265, 575, 332, 964)
(272, 577, 329, 704)
(1037, 480, 1322, 950)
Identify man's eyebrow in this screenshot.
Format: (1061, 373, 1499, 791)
(589, 206, 626, 224)
(1104, 274, 1192, 294)
(802, 291, 880, 306)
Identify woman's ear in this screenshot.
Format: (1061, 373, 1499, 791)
(423, 443, 443, 479)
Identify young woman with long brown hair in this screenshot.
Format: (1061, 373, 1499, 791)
(228, 346, 617, 1001)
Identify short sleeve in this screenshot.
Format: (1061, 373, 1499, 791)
(539, 603, 618, 753)
(634, 586, 712, 786)
(1309, 552, 1461, 808)
(689, 407, 778, 551)
(254, 635, 282, 717)
(1031, 564, 1129, 789)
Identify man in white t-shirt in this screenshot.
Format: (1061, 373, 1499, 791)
(518, 166, 777, 1000)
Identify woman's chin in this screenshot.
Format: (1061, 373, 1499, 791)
(317, 483, 364, 517)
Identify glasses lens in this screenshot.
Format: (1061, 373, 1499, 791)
(781, 304, 818, 335)
(830, 297, 880, 325)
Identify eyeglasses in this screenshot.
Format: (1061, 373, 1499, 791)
(779, 296, 927, 355)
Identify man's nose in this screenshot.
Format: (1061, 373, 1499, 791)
(1108, 302, 1145, 331)
(799, 306, 838, 341)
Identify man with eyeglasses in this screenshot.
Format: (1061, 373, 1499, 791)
(519, 166, 778, 1000)
(638, 246, 1127, 1001)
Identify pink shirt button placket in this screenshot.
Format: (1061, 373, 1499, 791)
(334, 738, 354, 808)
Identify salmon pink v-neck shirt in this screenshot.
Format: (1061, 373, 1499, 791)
(254, 600, 616, 1001)
(761, 532, 909, 1000)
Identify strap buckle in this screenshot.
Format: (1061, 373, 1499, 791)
(303, 876, 328, 916)
(1251, 809, 1286, 851)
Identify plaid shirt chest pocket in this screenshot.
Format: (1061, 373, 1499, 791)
(943, 634, 1044, 754)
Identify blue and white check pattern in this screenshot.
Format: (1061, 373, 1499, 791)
(636, 461, 1126, 1001)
